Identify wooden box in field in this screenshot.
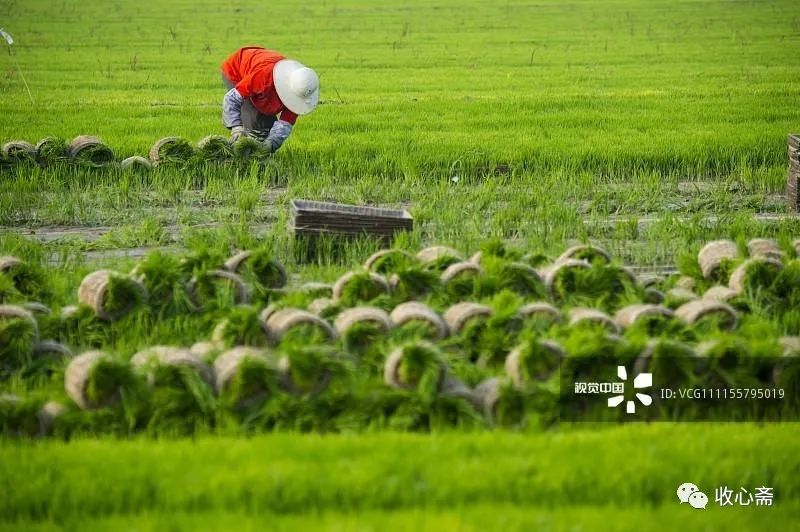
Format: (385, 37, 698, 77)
(788, 134, 800, 212)
(290, 199, 413, 241)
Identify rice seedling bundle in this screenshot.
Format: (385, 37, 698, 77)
(0, 305, 39, 373)
(746, 238, 783, 261)
(31, 341, 73, 371)
(614, 304, 675, 332)
(186, 269, 251, 309)
(64, 351, 132, 410)
(505, 339, 565, 389)
(516, 302, 562, 328)
(213, 346, 278, 409)
(67, 135, 114, 167)
(334, 306, 393, 336)
(703, 285, 739, 303)
(211, 306, 269, 347)
(278, 345, 341, 395)
(387, 267, 441, 301)
(131, 346, 213, 387)
(728, 257, 784, 294)
(35, 137, 67, 165)
(190, 341, 223, 362)
(231, 136, 271, 160)
(440, 261, 483, 298)
(1, 140, 36, 163)
(697, 239, 739, 280)
(557, 244, 612, 265)
(664, 287, 699, 308)
(0, 394, 43, 437)
(298, 282, 334, 298)
(443, 302, 492, 334)
(364, 249, 415, 273)
(332, 271, 391, 306)
(0, 256, 47, 299)
(263, 308, 338, 344)
(308, 297, 339, 318)
(633, 339, 696, 389)
(120, 155, 153, 171)
(567, 307, 620, 334)
(496, 261, 545, 297)
(471, 377, 526, 427)
(130, 251, 190, 312)
(675, 299, 739, 330)
(540, 259, 590, 299)
(36, 401, 67, 436)
(196, 135, 233, 162)
(389, 302, 449, 340)
(148, 136, 194, 164)
(77, 270, 147, 321)
(384, 341, 446, 399)
(415, 246, 463, 270)
(224, 250, 287, 289)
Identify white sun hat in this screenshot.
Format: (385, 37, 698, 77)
(273, 59, 319, 115)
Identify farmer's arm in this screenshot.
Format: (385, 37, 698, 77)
(266, 110, 297, 152)
(221, 87, 245, 129)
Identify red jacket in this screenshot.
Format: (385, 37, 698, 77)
(221, 47, 298, 124)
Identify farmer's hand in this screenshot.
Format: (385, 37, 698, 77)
(229, 126, 246, 143)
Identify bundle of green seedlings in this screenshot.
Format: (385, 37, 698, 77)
(0, 307, 39, 377)
(67, 135, 115, 167)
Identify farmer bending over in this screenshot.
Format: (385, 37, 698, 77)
(221, 46, 319, 152)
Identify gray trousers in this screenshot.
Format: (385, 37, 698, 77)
(222, 74, 275, 139)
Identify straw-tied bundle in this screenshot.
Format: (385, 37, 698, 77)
(149, 136, 194, 165)
(332, 271, 391, 306)
(196, 135, 233, 162)
(0, 305, 40, 373)
(211, 306, 269, 347)
(35, 137, 68, 164)
(697, 240, 739, 281)
(416, 246, 464, 271)
(232, 136, 271, 160)
(567, 307, 620, 334)
(67, 135, 114, 167)
(64, 351, 133, 410)
(277, 345, 343, 396)
(334, 306, 393, 353)
(364, 248, 416, 274)
(78, 270, 147, 321)
(1, 140, 36, 163)
(516, 302, 562, 328)
(505, 339, 565, 390)
(213, 346, 279, 409)
(389, 301, 449, 340)
(0, 255, 47, 298)
(130, 346, 215, 428)
(262, 308, 338, 345)
(471, 377, 526, 427)
(120, 156, 153, 171)
(675, 299, 738, 330)
(614, 304, 675, 332)
(224, 250, 287, 290)
(185, 269, 251, 310)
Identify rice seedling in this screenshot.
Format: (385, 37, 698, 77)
(278, 344, 346, 396)
(332, 271, 391, 307)
(0, 256, 49, 300)
(211, 305, 268, 347)
(231, 137, 271, 161)
(0, 305, 38, 375)
(78, 270, 147, 321)
(195, 135, 233, 162)
(130, 251, 192, 314)
(149, 137, 195, 165)
(213, 347, 280, 412)
(67, 136, 114, 167)
(34, 137, 67, 163)
(65, 351, 137, 410)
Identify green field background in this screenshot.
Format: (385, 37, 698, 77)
(1, 0, 799, 177)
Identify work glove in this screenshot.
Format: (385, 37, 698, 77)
(265, 120, 293, 152)
(230, 125, 246, 143)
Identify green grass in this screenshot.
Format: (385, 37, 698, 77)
(1, 424, 798, 529)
